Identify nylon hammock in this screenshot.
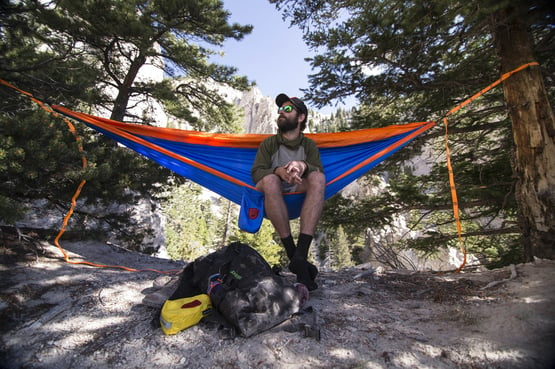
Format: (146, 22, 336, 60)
(51, 105, 434, 221)
(1, 61, 539, 271)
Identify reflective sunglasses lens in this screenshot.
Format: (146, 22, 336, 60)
(278, 105, 294, 113)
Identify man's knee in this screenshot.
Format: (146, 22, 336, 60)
(307, 171, 326, 190)
(257, 174, 282, 194)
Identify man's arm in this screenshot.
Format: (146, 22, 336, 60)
(251, 138, 276, 184)
(302, 139, 324, 177)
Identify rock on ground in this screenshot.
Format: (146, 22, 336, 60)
(1, 236, 554, 369)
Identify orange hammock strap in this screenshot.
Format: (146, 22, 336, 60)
(442, 61, 539, 272)
(0, 79, 180, 275)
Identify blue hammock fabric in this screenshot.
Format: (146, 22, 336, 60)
(51, 105, 434, 228)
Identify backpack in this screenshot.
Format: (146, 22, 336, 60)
(163, 242, 303, 337)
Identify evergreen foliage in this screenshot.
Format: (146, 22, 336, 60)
(162, 183, 283, 265)
(0, 0, 252, 246)
(318, 226, 355, 271)
(271, 0, 554, 266)
(329, 226, 354, 270)
(229, 220, 283, 267)
(162, 182, 217, 261)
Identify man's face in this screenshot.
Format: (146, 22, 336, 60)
(277, 102, 300, 132)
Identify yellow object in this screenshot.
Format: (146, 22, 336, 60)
(160, 294, 212, 335)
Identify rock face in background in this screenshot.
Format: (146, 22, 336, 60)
(235, 87, 278, 134)
(15, 195, 164, 254)
(221, 85, 331, 134)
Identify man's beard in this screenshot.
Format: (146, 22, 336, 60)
(277, 114, 298, 132)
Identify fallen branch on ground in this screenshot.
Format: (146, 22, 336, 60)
(480, 264, 517, 290)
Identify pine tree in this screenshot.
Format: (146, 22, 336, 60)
(229, 220, 283, 267)
(162, 182, 218, 261)
(271, 0, 554, 264)
(0, 0, 253, 242)
(331, 225, 353, 270)
(31, 0, 253, 129)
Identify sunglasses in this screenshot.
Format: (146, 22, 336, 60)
(278, 105, 296, 113)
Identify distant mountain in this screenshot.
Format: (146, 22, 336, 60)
(230, 87, 278, 134)
(218, 84, 333, 134)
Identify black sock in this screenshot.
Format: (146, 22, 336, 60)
(281, 235, 296, 260)
(295, 233, 313, 260)
(289, 258, 318, 291)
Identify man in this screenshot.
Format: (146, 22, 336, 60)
(251, 93, 325, 290)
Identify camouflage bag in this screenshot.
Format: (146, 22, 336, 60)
(168, 242, 304, 337)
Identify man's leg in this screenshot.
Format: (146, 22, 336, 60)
(257, 175, 298, 260)
(290, 171, 325, 290)
(296, 171, 326, 257)
(256, 174, 291, 238)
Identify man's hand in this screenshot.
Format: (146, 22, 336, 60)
(278, 161, 306, 185)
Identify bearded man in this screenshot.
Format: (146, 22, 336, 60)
(251, 94, 325, 290)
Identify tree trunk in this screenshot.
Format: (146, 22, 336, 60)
(493, 6, 555, 260)
(221, 200, 232, 246)
(110, 54, 147, 122)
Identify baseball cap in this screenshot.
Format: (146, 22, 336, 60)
(275, 93, 308, 116)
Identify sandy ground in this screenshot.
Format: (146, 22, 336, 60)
(1, 236, 554, 369)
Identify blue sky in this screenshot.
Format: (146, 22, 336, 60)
(214, 0, 352, 114)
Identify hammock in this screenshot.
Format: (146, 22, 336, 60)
(51, 105, 434, 226)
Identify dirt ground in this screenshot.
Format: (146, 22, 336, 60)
(1, 235, 554, 369)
